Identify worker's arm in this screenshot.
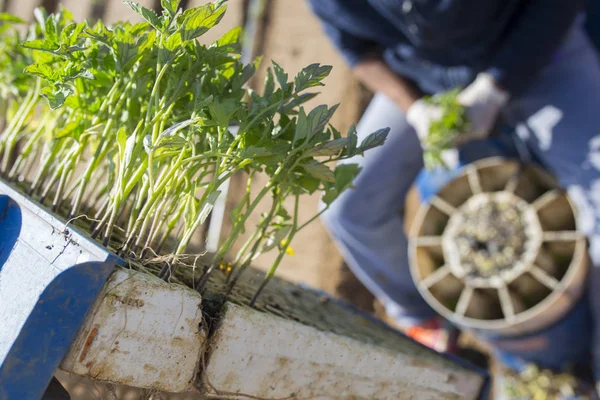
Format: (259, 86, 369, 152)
(486, 0, 588, 95)
(307, 0, 421, 111)
(353, 55, 421, 113)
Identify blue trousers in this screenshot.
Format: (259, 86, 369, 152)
(321, 21, 600, 378)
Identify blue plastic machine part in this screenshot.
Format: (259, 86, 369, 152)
(414, 130, 595, 379)
(0, 180, 123, 400)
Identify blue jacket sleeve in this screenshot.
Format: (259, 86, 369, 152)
(306, 0, 381, 67)
(486, 0, 588, 95)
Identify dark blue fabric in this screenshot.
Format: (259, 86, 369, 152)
(307, 0, 588, 95)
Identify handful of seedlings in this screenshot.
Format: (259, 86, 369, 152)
(499, 364, 595, 400)
(422, 89, 470, 169)
(0, 1, 388, 301)
(454, 198, 529, 279)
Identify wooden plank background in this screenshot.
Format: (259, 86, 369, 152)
(0, 0, 376, 309)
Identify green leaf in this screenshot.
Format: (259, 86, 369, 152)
(180, 3, 226, 41)
(21, 39, 60, 52)
(124, 1, 163, 31)
(55, 121, 83, 139)
(163, 31, 182, 51)
(116, 127, 127, 163)
(217, 26, 242, 47)
(294, 63, 332, 93)
(283, 92, 319, 113)
(41, 83, 74, 109)
(0, 13, 24, 23)
(264, 68, 275, 99)
(321, 164, 361, 205)
(342, 124, 359, 157)
(272, 61, 288, 92)
(157, 136, 188, 150)
(307, 104, 338, 140)
(44, 14, 58, 43)
(305, 138, 348, 157)
(241, 144, 289, 163)
(334, 163, 360, 193)
(322, 188, 337, 206)
(293, 107, 308, 145)
(158, 118, 197, 140)
(62, 64, 95, 81)
(241, 147, 274, 159)
(61, 22, 87, 47)
(297, 175, 320, 194)
(359, 128, 389, 152)
(302, 160, 335, 183)
(24, 63, 58, 81)
(161, 0, 181, 15)
(208, 98, 238, 127)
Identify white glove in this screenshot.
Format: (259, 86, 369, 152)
(457, 72, 510, 139)
(406, 98, 444, 143)
(406, 99, 459, 168)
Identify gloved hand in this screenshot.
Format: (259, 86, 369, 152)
(456, 72, 510, 141)
(406, 73, 510, 145)
(405, 98, 444, 143)
(406, 100, 460, 168)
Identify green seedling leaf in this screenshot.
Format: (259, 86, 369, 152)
(293, 107, 308, 145)
(44, 14, 58, 43)
(297, 175, 320, 194)
(116, 127, 127, 161)
(422, 89, 469, 169)
(161, 0, 182, 15)
(55, 121, 84, 140)
(241, 147, 273, 159)
(359, 128, 389, 152)
(321, 163, 361, 205)
(61, 22, 87, 47)
(305, 138, 348, 157)
(124, 1, 163, 31)
(24, 63, 58, 81)
(158, 118, 198, 140)
(302, 160, 335, 183)
(41, 83, 74, 109)
(334, 163, 360, 193)
(264, 68, 275, 99)
(283, 92, 319, 113)
(272, 61, 289, 92)
(156, 136, 188, 150)
(62, 64, 95, 81)
(21, 39, 60, 53)
(341, 124, 359, 157)
(209, 99, 238, 127)
(180, 3, 226, 41)
(0, 13, 24, 23)
(217, 26, 242, 47)
(307, 104, 338, 140)
(163, 31, 182, 51)
(294, 63, 332, 93)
